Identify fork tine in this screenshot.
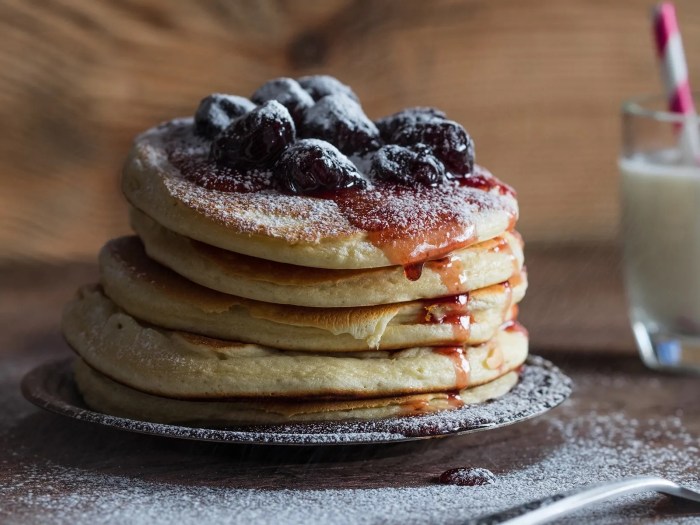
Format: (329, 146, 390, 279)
(470, 476, 700, 525)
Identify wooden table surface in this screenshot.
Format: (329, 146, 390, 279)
(1, 246, 699, 524)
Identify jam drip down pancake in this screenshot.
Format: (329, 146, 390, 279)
(98, 237, 526, 351)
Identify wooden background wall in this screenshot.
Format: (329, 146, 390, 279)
(2, 0, 699, 261)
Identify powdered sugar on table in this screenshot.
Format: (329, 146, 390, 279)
(4, 352, 699, 524)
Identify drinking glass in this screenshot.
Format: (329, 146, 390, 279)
(620, 93, 700, 373)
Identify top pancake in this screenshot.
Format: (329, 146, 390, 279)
(122, 119, 518, 269)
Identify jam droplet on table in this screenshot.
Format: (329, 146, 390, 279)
(438, 467, 497, 486)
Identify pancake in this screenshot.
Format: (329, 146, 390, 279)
(122, 119, 518, 269)
(62, 79, 531, 426)
(62, 286, 528, 399)
(130, 207, 524, 307)
(100, 236, 527, 350)
(74, 358, 520, 424)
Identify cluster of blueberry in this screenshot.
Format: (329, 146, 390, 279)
(194, 75, 475, 195)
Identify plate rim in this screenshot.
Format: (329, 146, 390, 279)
(20, 356, 572, 446)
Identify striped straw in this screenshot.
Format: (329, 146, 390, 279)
(652, 2, 700, 162)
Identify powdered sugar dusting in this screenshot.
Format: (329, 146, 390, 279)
(133, 120, 517, 258)
(250, 78, 314, 122)
(170, 153, 275, 193)
(5, 405, 699, 524)
(301, 94, 378, 141)
(168, 182, 357, 242)
(148, 121, 360, 243)
(297, 75, 359, 102)
(5, 352, 700, 524)
(193, 94, 255, 139)
(331, 182, 514, 263)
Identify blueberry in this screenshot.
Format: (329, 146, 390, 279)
(211, 101, 295, 168)
(297, 75, 359, 102)
(194, 94, 256, 139)
(251, 77, 314, 126)
(274, 139, 366, 195)
(300, 94, 381, 155)
(370, 144, 446, 186)
(375, 107, 446, 142)
(389, 118, 474, 175)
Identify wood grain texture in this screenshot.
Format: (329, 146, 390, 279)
(2, 0, 700, 260)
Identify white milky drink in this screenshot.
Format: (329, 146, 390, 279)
(620, 152, 700, 335)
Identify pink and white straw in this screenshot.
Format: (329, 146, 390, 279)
(652, 1, 700, 160)
(653, 2, 694, 114)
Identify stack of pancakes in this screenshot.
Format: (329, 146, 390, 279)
(62, 119, 528, 426)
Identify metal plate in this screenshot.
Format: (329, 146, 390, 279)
(21, 355, 571, 446)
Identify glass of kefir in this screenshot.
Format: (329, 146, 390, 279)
(621, 94, 700, 373)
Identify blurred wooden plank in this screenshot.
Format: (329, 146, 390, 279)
(519, 242, 635, 353)
(2, 0, 700, 260)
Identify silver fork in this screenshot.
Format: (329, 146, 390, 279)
(470, 476, 700, 524)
